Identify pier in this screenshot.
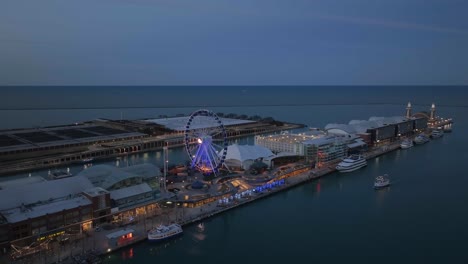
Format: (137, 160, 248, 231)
(0, 117, 304, 176)
(1, 104, 454, 263)
(4, 136, 419, 264)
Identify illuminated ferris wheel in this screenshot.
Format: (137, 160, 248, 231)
(184, 109, 228, 175)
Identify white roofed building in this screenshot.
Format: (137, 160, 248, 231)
(77, 164, 162, 209)
(255, 131, 326, 156)
(0, 163, 163, 249)
(222, 144, 275, 170)
(0, 176, 96, 247)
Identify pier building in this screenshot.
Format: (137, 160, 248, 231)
(76, 163, 162, 209)
(222, 144, 275, 170)
(326, 115, 427, 146)
(0, 163, 162, 251)
(0, 115, 304, 176)
(255, 131, 352, 168)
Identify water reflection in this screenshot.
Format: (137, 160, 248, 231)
(374, 186, 391, 208)
(121, 248, 134, 260)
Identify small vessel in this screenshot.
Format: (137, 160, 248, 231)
(48, 169, 72, 180)
(197, 222, 205, 232)
(413, 134, 430, 145)
(443, 126, 452, 133)
(82, 157, 94, 163)
(400, 139, 413, 149)
(374, 174, 390, 189)
(431, 129, 444, 139)
(336, 154, 367, 173)
(147, 224, 183, 242)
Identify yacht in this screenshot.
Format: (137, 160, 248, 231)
(431, 129, 444, 139)
(336, 155, 367, 172)
(147, 224, 183, 242)
(413, 134, 430, 145)
(400, 139, 413, 149)
(374, 174, 390, 189)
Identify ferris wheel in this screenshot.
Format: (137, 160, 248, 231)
(184, 109, 228, 175)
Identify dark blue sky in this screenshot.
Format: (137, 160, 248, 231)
(1, 0, 467, 85)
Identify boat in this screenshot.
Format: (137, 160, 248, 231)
(374, 174, 390, 189)
(82, 157, 94, 163)
(336, 154, 367, 172)
(400, 139, 413, 149)
(431, 129, 444, 139)
(197, 222, 205, 232)
(443, 126, 452, 133)
(147, 224, 183, 242)
(413, 134, 430, 145)
(48, 169, 72, 180)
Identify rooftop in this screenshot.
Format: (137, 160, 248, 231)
(0, 124, 145, 153)
(109, 183, 153, 201)
(223, 144, 275, 162)
(0, 175, 93, 211)
(255, 131, 326, 144)
(143, 116, 254, 131)
(77, 163, 160, 190)
(1, 195, 91, 223)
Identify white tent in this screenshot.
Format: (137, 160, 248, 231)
(221, 144, 275, 170)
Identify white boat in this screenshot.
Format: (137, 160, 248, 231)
(413, 134, 430, 145)
(147, 224, 183, 242)
(374, 174, 390, 189)
(82, 157, 94, 163)
(400, 139, 413, 149)
(197, 222, 205, 232)
(431, 129, 444, 139)
(336, 154, 367, 172)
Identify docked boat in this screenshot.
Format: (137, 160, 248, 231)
(82, 157, 94, 163)
(400, 139, 413, 149)
(431, 129, 444, 139)
(147, 224, 183, 242)
(413, 134, 430, 145)
(48, 169, 72, 180)
(336, 155, 367, 172)
(374, 174, 390, 189)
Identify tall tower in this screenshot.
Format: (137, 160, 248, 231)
(430, 103, 436, 120)
(406, 102, 412, 118)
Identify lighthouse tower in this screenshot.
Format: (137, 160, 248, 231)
(430, 103, 436, 121)
(406, 102, 412, 118)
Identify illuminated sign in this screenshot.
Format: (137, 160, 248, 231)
(37, 230, 65, 241)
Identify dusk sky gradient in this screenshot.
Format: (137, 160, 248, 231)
(1, 0, 467, 85)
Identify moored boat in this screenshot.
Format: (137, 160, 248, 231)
(147, 224, 183, 242)
(413, 134, 430, 145)
(400, 139, 413, 149)
(336, 154, 367, 173)
(431, 129, 444, 139)
(82, 157, 94, 163)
